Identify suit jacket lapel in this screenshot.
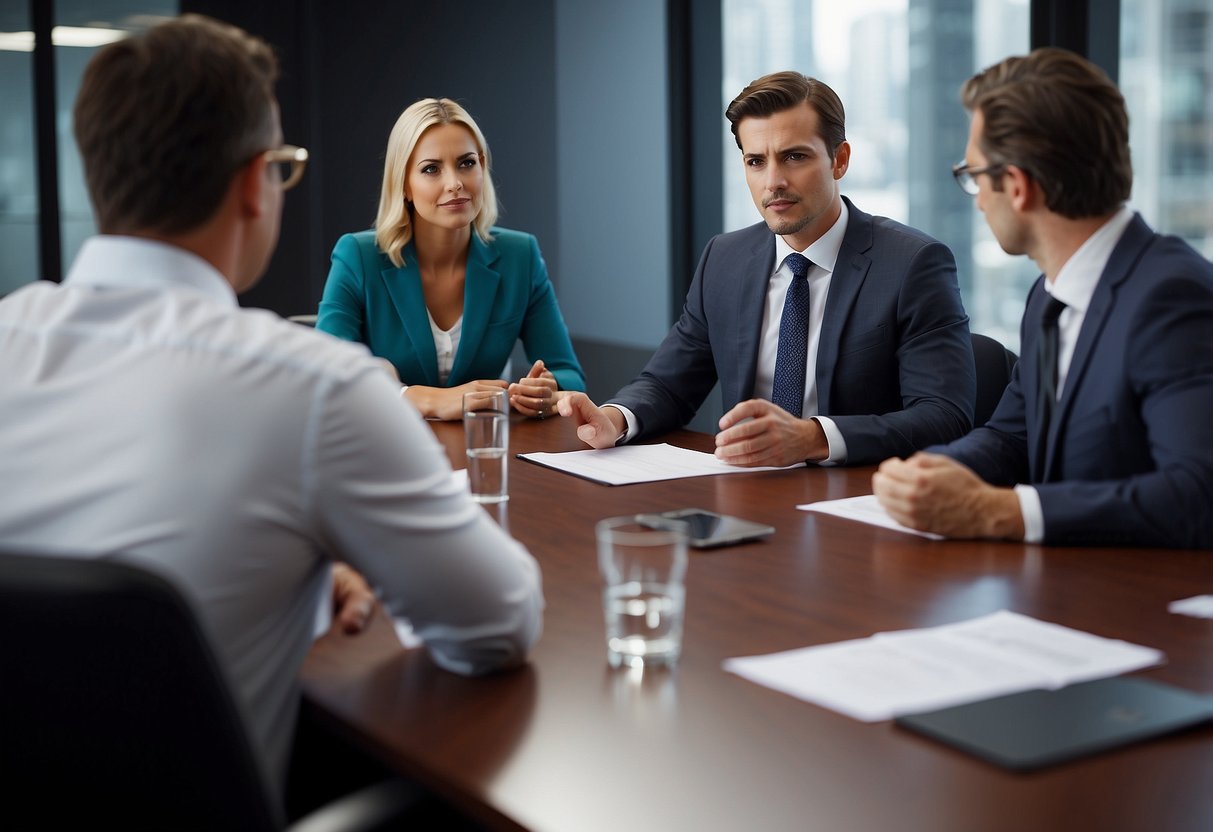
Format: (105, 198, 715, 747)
(817, 198, 873, 415)
(736, 229, 775, 400)
(381, 245, 439, 386)
(1043, 214, 1153, 478)
(449, 235, 502, 385)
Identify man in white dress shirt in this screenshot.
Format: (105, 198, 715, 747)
(0, 14, 543, 796)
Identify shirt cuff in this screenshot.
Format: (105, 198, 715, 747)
(1014, 484, 1044, 543)
(813, 416, 848, 465)
(604, 403, 636, 445)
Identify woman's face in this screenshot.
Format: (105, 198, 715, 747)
(405, 123, 484, 233)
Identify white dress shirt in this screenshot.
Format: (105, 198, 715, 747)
(0, 236, 544, 795)
(613, 201, 850, 462)
(1014, 206, 1135, 542)
(427, 310, 463, 385)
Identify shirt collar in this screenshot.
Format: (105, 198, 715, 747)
(1045, 205, 1135, 313)
(63, 235, 238, 308)
(773, 198, 849, 275)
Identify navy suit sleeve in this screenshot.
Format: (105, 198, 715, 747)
(1036, 273, 1213, 548)
(609, 236, 723, 437)
(829, 240, 975, 464)
(316, 234, 368, 343)
(932, 361, 1031, 486)
(517, 235, 586, 392)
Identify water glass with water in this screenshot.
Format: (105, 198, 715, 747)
(463, 389, 509, 503)
(596, 516, 688, 669)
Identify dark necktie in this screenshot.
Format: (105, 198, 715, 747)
(771, 253, 812, 418)
(1033, 295, 1067, 478)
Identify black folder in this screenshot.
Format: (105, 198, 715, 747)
(896, 676, 1213, 771)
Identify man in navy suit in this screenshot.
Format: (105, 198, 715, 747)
(874, 48, 1213, 548)
(558, 72, 975, 467)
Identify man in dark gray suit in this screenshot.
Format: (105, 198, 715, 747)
(558, 71, 975, 467)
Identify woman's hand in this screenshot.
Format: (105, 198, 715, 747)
(403, 379, 509, 420)
(509, 360, 559, 418)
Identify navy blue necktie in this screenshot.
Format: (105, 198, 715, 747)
(1033, 295, 1067, 479)
(771, 253, 812, 418)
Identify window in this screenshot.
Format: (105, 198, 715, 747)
(0, 2, 176, 294)
(0, 5, 38, 296)
(1120, 0, 1213, 260)
(722, 0, 1036, 351)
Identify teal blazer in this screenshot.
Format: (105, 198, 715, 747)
(316, 228, 585, 391)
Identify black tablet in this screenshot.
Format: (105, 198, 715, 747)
(896, 676, 1213, 771)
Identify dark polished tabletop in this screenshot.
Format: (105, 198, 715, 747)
(301, 415, 1213, 832)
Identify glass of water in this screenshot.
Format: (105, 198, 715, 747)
(463, 390, 509, 503)
(596, 516, 688, 669)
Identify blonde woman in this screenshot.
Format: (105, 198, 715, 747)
(317, 98, 585, 419)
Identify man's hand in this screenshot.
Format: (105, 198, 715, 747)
(332, 562, 376, 635)
(872, 452, 1025, 540)
(714, 399, 827, 467)
(509, 360, 559, 418)
(556, 392, 626, 448)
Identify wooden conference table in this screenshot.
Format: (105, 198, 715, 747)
(301, 415, 1213, 832)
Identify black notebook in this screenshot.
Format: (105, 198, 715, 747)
(896, 676, 1213, 771)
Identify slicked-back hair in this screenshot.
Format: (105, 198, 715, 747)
(375, 98, 499, 268)
(961, 47, 1131, 219)
(725, 71, 846, 161)
(73, 14, 279, 235)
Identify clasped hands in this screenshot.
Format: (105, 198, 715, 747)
(401, 359, 562, 420)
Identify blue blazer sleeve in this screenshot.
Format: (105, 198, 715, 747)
(515, 234, 586, 392)
(316, 233, 370, 344)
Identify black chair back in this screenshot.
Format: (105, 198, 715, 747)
(0, 552, 283, 831)
(971, 332, 1018, 428)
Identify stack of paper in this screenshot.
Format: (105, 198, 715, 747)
(723, 611, 1164, 722)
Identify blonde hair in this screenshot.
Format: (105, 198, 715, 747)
(374, 98, 499, 267)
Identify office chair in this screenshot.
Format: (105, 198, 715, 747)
(970, 332, 1018, 428)
(0, 551, 415, 832)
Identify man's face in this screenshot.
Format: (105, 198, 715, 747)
(737, 102, 849, 251)
(964, 109, 1024, 256)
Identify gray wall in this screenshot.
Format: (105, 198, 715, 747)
(554, 0, 671, 350)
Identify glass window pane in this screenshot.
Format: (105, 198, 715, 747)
(722, 0, 1034, 351)
(1120, 0, 1213, 261)
(54, 2, 177, 271)
(0, 6, 38, 296)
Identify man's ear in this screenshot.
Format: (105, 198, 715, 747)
(1003, 164, 1037, 212)
(237, 152, 270, 219)
(832, 141, 851, 180)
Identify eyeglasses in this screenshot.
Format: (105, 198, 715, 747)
(951, 160, 1005, 196)
(264, 145, 309, 191)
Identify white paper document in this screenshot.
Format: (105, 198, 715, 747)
(722, 610, 1164, 722)
(519, 442, 800, 485)
(798, 494, 945, 540)
(1169, 595, 1213, 619)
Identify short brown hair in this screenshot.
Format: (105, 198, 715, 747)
(961, 47, 1131, 219)
(73, 14, 279, 235)
(725, 71, 846, 160)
